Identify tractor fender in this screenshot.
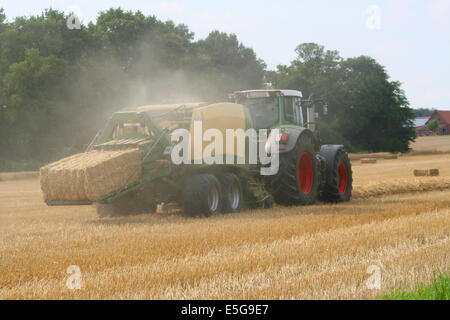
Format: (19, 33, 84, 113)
(278, 127, 317, 154)
(319, 144, 345, 184)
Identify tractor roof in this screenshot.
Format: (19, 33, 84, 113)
(235, 89, 303, 98)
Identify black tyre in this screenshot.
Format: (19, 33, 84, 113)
(96, 193, 157, 218)
(320, 149, 352, 202)
(217, 173, 242, 213)
(271, 135, 320, 206)
(183, 174, 222, 217)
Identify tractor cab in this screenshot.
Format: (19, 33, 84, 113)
(234, 90, 316, 130)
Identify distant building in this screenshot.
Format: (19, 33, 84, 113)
(413, 117, 430, 136)
(426, 110, 450, 135)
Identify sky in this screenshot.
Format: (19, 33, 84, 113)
(1, 0, 450, 109)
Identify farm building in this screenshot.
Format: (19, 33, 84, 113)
(413, 117, 430, 136)
(426, 110, 450, 135)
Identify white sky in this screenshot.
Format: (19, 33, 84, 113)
(2, 0, 450, 109)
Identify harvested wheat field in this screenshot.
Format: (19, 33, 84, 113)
(0, 153, 449, 300)
(410, 135, 450, 154)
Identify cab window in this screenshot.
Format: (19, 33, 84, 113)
(284, 97, 303, 125)
(243, 97, 280, 129)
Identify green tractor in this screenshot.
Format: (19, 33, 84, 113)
(233, 90, 353, 206)
(44, 89, 352, 217)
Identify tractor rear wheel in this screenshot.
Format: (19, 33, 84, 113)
(183, 174, 222, 217)
(217, 173, 242, 214)
(320, 149, 352, 202)
(271, 135, 319, 206)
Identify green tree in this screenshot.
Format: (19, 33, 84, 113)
(1, 48, 67, 160)
(0, 8, 6, 31)
(0, 8, 267, 170)
(427, 119, 439, 132)
(196, 31, 266, 96)
(414, 108, 435, 117)
(269, 43, 415, 152)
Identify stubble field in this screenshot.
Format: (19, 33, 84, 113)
(0, 137, 449, 300)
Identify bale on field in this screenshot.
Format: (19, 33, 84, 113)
(413, 169, 440, 177)
(428, 169, 440, 176)
(414, 169, 429, 177)
(384, 155, 398, 160)
(361, 158, 377, 164)
(40, 148, 142, 202)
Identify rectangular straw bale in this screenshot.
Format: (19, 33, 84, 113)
(413, 169, 440, 177)
(428, 169, 440, 176)
(40, 153, 87, 201)
(84, 149, 142, 200)
(40, 149, 142, 202)
(414, 169, 429, 177)
(361, 158, 377, 164)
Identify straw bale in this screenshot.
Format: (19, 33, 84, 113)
(361, 158, 377, 164)
(40, 149, 142, 201)
(414, 169, 429, 177)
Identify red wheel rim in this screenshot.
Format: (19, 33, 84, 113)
(338, 162, 348, 194)
(298, 152, 314, 194)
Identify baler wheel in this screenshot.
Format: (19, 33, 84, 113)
(217, 173, 242, 214)
(183, 174, 222, 217)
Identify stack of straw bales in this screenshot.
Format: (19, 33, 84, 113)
(40, 149, 142, 202)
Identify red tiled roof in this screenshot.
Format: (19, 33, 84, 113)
(436, 110, 450, 124)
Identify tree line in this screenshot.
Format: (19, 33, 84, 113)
(0, 8, 415, 171)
